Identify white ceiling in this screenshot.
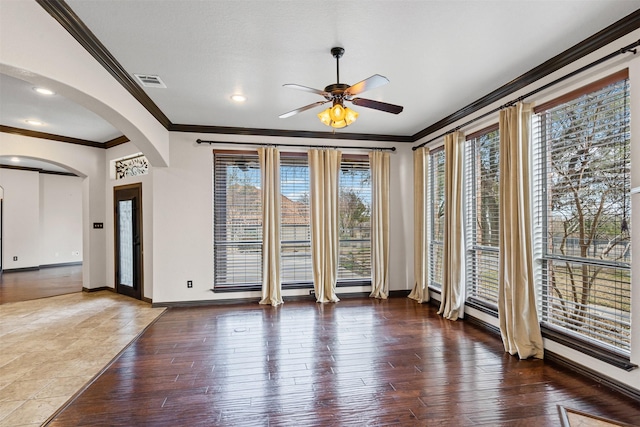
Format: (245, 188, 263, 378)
(0, 73, 122, 142)
(1, 1, 639, 150)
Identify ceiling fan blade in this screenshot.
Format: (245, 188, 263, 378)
(344, 74, 389, 97)
(351, 98, 403, 114)
(279, 101, 329, 119)
(283, 84, 330, 97)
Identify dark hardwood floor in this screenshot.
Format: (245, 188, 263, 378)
(47, 297, 640, 426)
(0, 264, 83, 304)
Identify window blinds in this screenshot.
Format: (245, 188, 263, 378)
(534, 74, 631, 353)
(213, 152, 263, 288)
(465, 127, 500, 307)
(429, 148, 445, 290)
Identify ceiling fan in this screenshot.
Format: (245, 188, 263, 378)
(279, 47, 403, 129)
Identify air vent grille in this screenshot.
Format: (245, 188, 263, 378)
(133, 74, 167, 88)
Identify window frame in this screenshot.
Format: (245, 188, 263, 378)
(464, 124, 500, 312)
(213, 150, 373, 292)
(533, 69, 632, 365)
(428, 147, 445, 291)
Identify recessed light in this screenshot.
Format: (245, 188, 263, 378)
(10, 157, 20, 163)
(231, 94, 247, 102)
(34, 87, 55, 96)
(25, 119, 43, 126)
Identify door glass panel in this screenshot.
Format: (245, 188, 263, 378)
(118, 200, 134, 287)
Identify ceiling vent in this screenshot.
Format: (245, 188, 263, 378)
(134, 74, 167, 88)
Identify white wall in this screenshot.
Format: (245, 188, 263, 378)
(39, 174, 83, 266)
(152, 133, 410, 303)
(0, 132, 107, 288)
(105, 142, 154, 300)
(1, 0, 637, 398)
(0, 169, 40, 269)
(0, 0, 170, 168)
(420, 27, 640, 398)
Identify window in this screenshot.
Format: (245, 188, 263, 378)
(338, 157, 371, 282)
(465, 126, 500, 307)
(429, 148, 445, 290)
(280, 155, 313, 285)
(213, 152, 262, 288)
(214, 151, 372, 290)
(534, 70, 631, 353)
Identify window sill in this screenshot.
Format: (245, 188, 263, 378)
(541, 324, 636, 371)
(213, 280, 372, 293)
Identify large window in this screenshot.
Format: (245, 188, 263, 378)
(338, 157, 371, 282)
(429, 148, 445, 290)
(465, 126, 500, 307)
(214, 151, 372, 290)
(280, 155, 312, 285)
(213, 152, 262, 288)
(534, 70, 631, 353)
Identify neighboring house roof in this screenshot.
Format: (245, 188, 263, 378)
(227, 184, 308, 225)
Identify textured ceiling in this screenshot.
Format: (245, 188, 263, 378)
(1, 0, 640, 149)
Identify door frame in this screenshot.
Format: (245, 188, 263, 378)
(113, 183, 143, 300)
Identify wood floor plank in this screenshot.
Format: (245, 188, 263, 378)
(47, 297, 640, 426)
(0, 265, 82, 304)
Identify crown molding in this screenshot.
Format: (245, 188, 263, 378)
(37, 2, 640, 144)
(411, 9, 640, 141)
(0, 125, 104, 148)
(0, 163, 77, 177)
(36, 0, 171, 129)
(105, 135, 130, 148)
(170, 123, 413, 143)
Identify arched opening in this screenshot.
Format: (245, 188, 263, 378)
(0, 158, 84, 303)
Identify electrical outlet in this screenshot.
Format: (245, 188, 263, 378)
(13, 256, 18, 261)
(309, 290, 315, 296)
(187, 280, 193, 288)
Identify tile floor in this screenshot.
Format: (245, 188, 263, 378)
(0, 291, 165, 426)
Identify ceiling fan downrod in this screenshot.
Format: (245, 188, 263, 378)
(331, 47, 345, 84)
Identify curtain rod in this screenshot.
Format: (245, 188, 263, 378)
(196, 139, 396, 151)
(412, 39, 640, 151)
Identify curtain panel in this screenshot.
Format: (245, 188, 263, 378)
(498, 103, 544, 359)
(369, 151, 390, 299)
(309, 149, 342, 303)
(258, 147, 283, 306)
(409, 147, 430, 303)
(438, 131, 466, 320)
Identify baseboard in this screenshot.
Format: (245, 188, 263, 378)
(153, 290, 410, 309)
(464, 311, 640, 404)
(2, 266, 40, 273)
(40, 261, 83, 268)
(82, 286, 114, 293)
(3, 262, 82, 273)
(545, 351, 640, 403)
(388, 289, 411, 298)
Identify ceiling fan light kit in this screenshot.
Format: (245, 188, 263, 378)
(317, 103, 359, 128)
(280, 47, 403, 129)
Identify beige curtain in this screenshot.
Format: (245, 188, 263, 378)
(258, 147, 283, 306)
(369, 151, 390, 299)
(438, 131, 465, 320)
(409, 147, 430, 303)
(309, 149, 342, 303)
(498, 103, 544, 359)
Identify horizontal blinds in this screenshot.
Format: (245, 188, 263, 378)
(213, 152, 262, 287)
(429, 149, 445, 290)
(338, 157, 371, 281)
(214, 151, 372, 288)
(465, 128, 500, 306)
(534, 76, 631, 353)
(280, 156, 313, 284)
